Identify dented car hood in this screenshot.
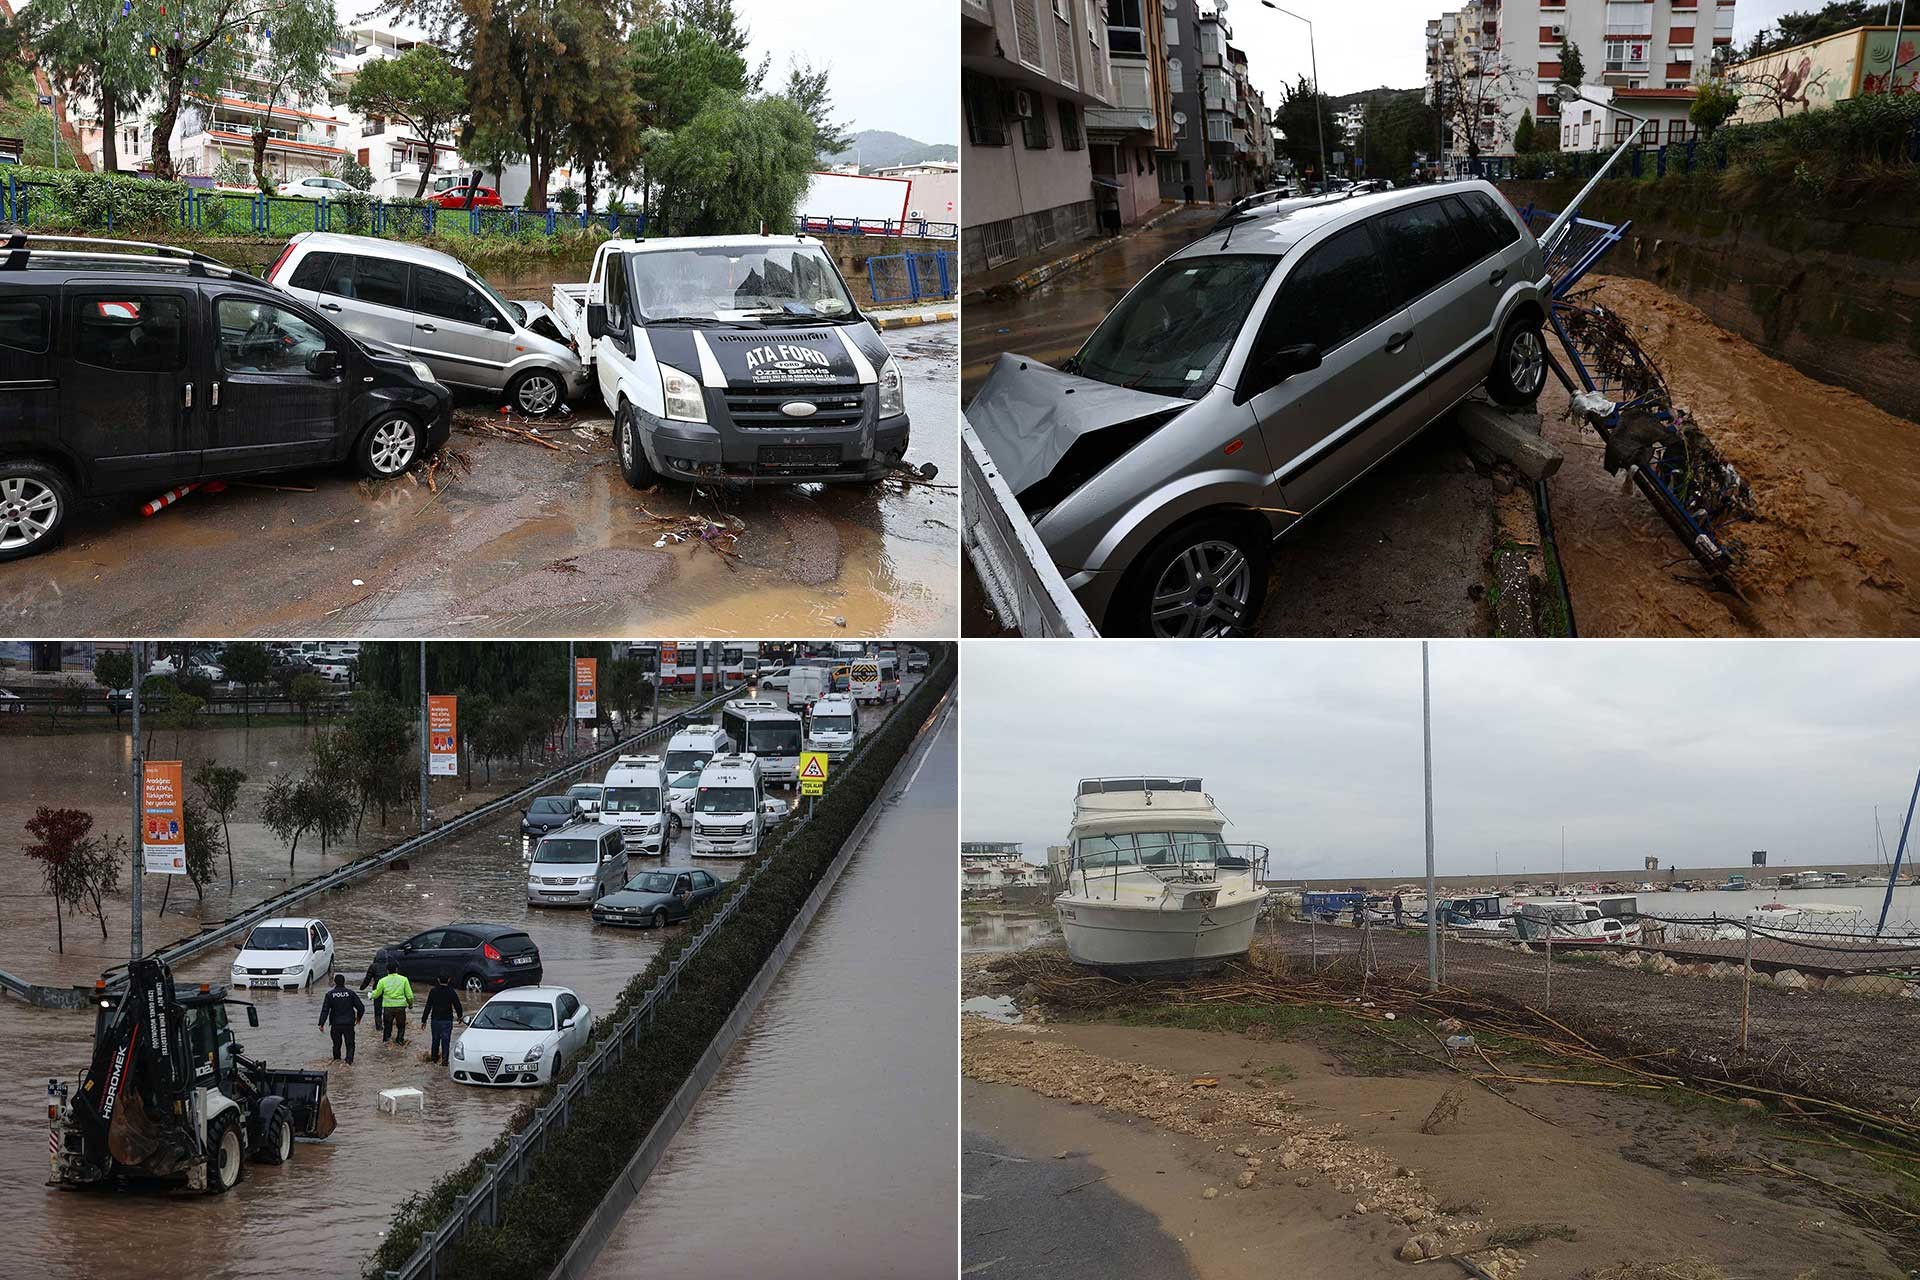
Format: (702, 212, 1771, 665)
(966, 353, 1191, 497)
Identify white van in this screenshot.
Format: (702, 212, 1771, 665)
(692, 753, 767, 858)
(785, 666, 830, 712)
(664, 723, 733, 820)
(599, 754, 672, 854)
(850, 660, 882, 704)
(806, 695, 858, 759)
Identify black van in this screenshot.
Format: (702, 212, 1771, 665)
(0, 234, 451, 561)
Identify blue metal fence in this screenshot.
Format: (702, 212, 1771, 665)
(866, 250, 956, 304)
(1463, 124, 1920, 182)
(797, 215, 957, 239)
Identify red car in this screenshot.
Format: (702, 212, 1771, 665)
(427, 185, 502, 209)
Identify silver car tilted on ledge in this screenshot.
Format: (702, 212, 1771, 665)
(966, 181, 1551, 637)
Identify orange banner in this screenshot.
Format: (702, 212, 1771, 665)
(428, 695, 458, 777)
(575, 657, 598, 719)
(141, 760, 186, 875)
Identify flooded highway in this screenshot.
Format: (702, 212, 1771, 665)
(0, 684, 920, 1279)
(0, 323, 958, 639)
(581, 698, 957, 1279)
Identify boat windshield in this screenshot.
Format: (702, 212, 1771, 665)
(1074, 831, 1226, 870)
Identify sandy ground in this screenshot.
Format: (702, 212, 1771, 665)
(1, 323, 958, 638)
(1541, 276, 1920, 637)
(964, 1015, 1907, 1280)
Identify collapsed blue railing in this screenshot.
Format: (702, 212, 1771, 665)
(866, 250, 956, 304)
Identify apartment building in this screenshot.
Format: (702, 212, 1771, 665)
(1086, 0, 1177, 226)
(1557, 84, 1699, 148)
(1157, 0, 1215, 202)
(962, 0, 1116, 270)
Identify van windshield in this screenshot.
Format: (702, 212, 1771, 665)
(698, 786, 755, 815)
(534, 837, 601, 864)
(631, 245, 855, 324)
(602, 786, 659, 813)
(1074, 255, 1277, 398)
(666, 749, 712, 774)
(812, 714, 853, 733)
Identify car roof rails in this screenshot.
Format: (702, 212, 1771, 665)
(0, 232, 250, 278)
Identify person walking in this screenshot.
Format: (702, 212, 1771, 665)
(424, 974, 466, 1066)
(317, 974, 366, 1064)
(1392, 892, 1404, 929)
(371, 965, 416, 1045)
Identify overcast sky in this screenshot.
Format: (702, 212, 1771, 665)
(961, 641, 1920, 879)
(335, 0, 955, 146)
(1233, 0, 1851, 98)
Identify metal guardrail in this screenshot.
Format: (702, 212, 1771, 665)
(797, 216, 957, 239)
(88, 681, 748, 994)
(383, 655, 952, 1280)
(960, 415, 1099, 638)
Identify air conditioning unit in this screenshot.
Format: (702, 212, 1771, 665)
(1013, 90, 1036, 118)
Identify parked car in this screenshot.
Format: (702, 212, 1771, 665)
(524, 822, 628, 907)
(0, 688, 22, 713)
(229, 917, 335, 990)
(449, 986, 591, 1086)
(0, 236, 453, 562)
(369, 923, 542, 994)
(268, 232, 588, 417)
(188, 662, 224, 682)
(966, 181, 1548, 636)
(311, 661, 352, 683)
(426, 185, 502, 209)
(521, 795, 585, 839)
(592, 867, 724, 928)
(904, 648, 929, 673)
(147, 656, 179, 676)
(281, 175, 357, 202)
(754, 665, 792, 690)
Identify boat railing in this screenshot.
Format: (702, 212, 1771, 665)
(1072, 841, 1269, 900)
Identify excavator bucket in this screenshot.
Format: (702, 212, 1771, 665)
(260, 1067, 336, 1139)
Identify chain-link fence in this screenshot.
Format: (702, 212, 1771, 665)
(1264, 910, 1920, 1120)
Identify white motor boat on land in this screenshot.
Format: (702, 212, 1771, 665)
(1053, 776, 1269, 976)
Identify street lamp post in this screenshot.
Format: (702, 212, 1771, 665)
(1538, 82, 1651, 251)
(1260, 2, 1328, 191)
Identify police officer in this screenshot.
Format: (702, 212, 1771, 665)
(317, 973, 366, 1064)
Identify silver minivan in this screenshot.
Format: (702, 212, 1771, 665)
(967, 181, 1549, 637)
(269, 232, 588, 416)
(525, 822, 627, 907)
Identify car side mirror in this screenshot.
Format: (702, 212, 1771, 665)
(484, 316, 504, 331)
(586, 304, 609, 339)
(561, 1013, 578, 1028)
(307, 350, 342, 377)
(1264, 342, 1321, 384)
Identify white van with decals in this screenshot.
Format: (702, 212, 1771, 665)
(599, 754, 672, 854)
(550, 236, 915, 487)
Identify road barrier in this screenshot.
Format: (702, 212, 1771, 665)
(866, 250, 957, 303)
(379, 650, 954, 1280)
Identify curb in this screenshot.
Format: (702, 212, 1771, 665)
(872, 309, 957, 330)
(960, 201, 1197, 306)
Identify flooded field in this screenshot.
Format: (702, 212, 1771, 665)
(1542, 276, 1920, 637)
(0, 324, 958, 639)
(0, 685, 918, 1278)
(583, 699, 957, 1278)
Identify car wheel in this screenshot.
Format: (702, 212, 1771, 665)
(204, 1110, 245, 1193)
(1487, 313, 1548, 408)
(615, 401, 659, 490)
(462, 971, 485, 994)
(548, 1053, 561, 1085)
(653, 907, 668, 929)
(1112, 515, 1269, 638)
(355, 412, 421, 478)
(0, 460, 72, 563)
(507, 369, 564, 417)
(257, 1108, 293, 1165)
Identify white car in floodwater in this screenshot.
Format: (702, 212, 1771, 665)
(451, 986, 593, 1087)
(230, 917, 336, 990)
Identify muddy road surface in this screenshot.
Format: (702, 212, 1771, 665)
(581, 697, 956, 1279)
(0, 687, 917, 1279)
(1, 323, 957, 638)
(1542, 276, 1920, 637)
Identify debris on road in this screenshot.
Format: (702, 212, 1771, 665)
(139, 480, 227, 517)
(635, 505, 744, 568)
(454, 408, 567, 451)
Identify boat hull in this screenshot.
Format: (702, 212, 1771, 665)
(1055, 890, 1266, 976)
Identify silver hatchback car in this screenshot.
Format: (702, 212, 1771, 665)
(968, 181, 1550, 637)
(268, 232, 588, 416)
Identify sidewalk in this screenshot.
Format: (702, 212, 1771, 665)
(867, 302, 958, 330)
(960, 199, 1203, 304)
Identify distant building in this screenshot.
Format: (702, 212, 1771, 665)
(1086, 0, 1176, 227)
(1724, 26, 1919, 126)
(1557, 84, 1699, 150)
(872, 160, 960, 224)
(961, 841, 1044, 892)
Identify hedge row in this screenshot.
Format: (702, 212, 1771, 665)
(366, 644, 955, 1278)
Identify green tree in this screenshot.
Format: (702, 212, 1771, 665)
(1514, 108, 1537, 154)
(158, 795, 219, 915)
(24, 806, 93, 953)
(16, 0, 158, 173)
(650, 89, 815, 235)
(459, 119, 525, 191)
(341, 691, 416, 830)
(289, 672, 328, 724)
(632, 17, 751, 135)
(1558, 38, 1585, 87)
(601, 659, 654, 739)
(92, 649, 133, 692)
(778, 58, 852, 160)
(156, 688, 205, 758)
(195, 0, 338, 191)
(220, 643, 274, 724)
(146, 0, 286, 181)
(1690, 78, 1741, 137)
(348, 44, 470, 198)
(192, 760, 247, 890)
(1274, 75, 1337, 181)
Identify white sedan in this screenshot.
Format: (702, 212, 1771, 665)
(281, 175, 357, 201)
(451, 987, 593, 1087)
(0, 689, 22, 713)
(230, 917, 336, 990)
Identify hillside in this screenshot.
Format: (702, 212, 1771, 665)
(826, 129, 956, 171)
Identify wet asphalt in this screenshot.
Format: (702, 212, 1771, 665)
(1, 324, 957, 639)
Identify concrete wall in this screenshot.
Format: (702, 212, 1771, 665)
(1500, 174, 1920, 422)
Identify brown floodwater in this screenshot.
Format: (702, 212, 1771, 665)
(0, 687, 920, 1278)
(581, 701, 957, 1279)
(1541, 276, 1920, 637)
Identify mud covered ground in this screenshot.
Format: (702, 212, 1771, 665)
(964, 963, 1912, 1279)
(0, 323, 957, 638)
(1541, 277, 1920, 637)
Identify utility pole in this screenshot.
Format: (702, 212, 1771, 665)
(129, 641, 144, 964)
(567, 640, 576, 762)
(1561, 825, 1566, 880)
(418, 642, 429, 832)
(1422, 641, 1437, 992)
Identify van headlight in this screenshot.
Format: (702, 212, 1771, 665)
(877, 358, 905, 419)
(660, 362, 707, 423)
(408, 360, 435, 385)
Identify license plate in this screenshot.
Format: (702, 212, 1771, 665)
(248, 978, 279, 988)
(760, 444, 838, 466)
(511, 955, 534, 965)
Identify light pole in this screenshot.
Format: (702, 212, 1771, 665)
(1538, 82, 1651, 251)
(129, 641, 144, 964)
(418, 642, 428, 832)
(1260, 1, 1328, 191)
(1422, 641, 1437, 992)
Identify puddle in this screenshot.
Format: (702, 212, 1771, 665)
(961, 995, 1024, 1024)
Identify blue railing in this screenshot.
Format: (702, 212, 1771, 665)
(866, 250, 956, 304)
(796, 215, 957, 239)
(1465, 125, 1920, 182)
